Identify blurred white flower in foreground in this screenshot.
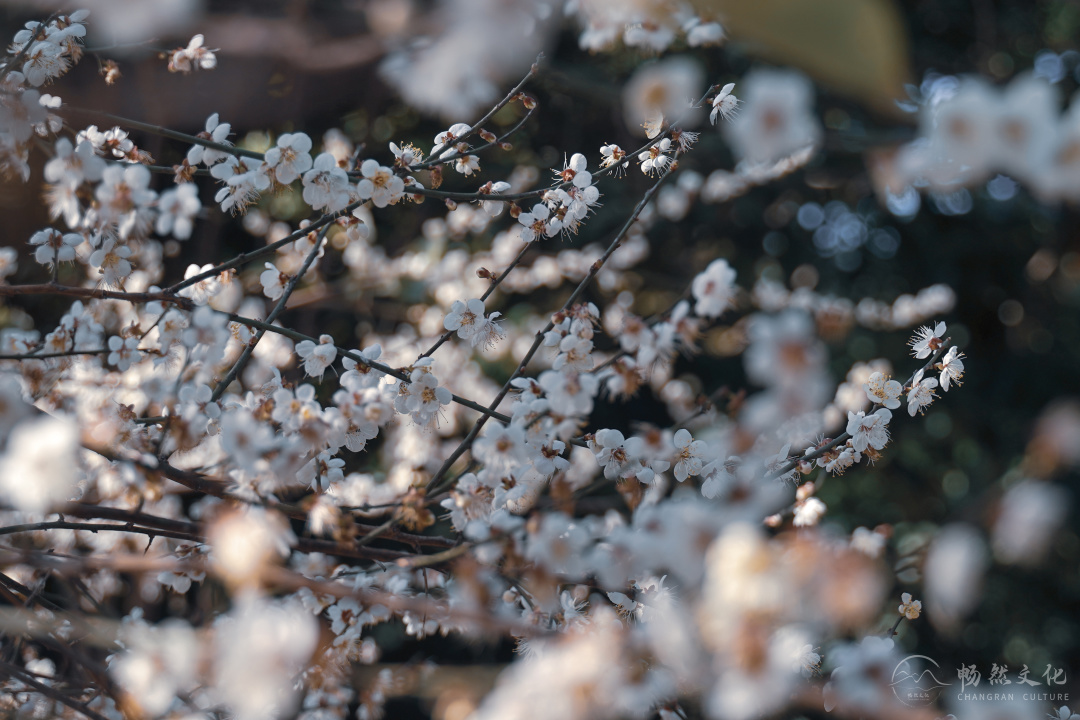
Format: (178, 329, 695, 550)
(992, 480, 1069, 565)
(622, 56, 705, 135)
(111, 618, 199, 717)
(0, 414, 80, 513)
(207, 506, 296, 587)
(924, 523, 987, 632)
(723, 68, 822, 165)
(213, 595, 319, 720)
(380, 0, 550, 120)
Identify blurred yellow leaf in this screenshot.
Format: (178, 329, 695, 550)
(691, 0, 912, 116)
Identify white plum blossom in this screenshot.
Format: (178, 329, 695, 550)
(212, 596, 318, 720)
(110, 618, 199, 717)
(455, 153, 481, 175)
(939, 346, 965, 391)
(638, 137, 673, 176)
(95, 163, 157, 239)
(340, 345, 385, 389)
(212, 155, 271, 214)
(591, 428, 644, 479)
(851, 527, 887, 557)
(390, 141, 423, 168)
(44, 137, 105, 185)
(0, 247, 17, 282)
(444, 298, 504, 348)
(723, 68, 822, 164)
(108, 335, 141, 371)
(178, 263, 222, 306)
(518, 202, 560, 243)
(433, 122, 471, 156)
(271, 383, 320, 433)
(22, 40, 68, 86)
(685, 17, 725, 46)
(846, 408, 892, 453)
(357, 159, 405, 208)
(88, 238, 133, 287)
(557, 153, 593, 189)
(691, 258, 737, 318)
(395, 359, 452, 426)
(179, 382, 221, 432)
(907, 369, 939, 416)
(864, 372, 902, 410)
(474, 423, 529, 477)
(621, 56, 704, 135)
(710, 82, 739, 124)
(260, 262, 289, 300)
(263, 132, 313, 184)
(538, 369, 599, 419)
(187, 113, 233, 167)
(910, 321, 946, 358)
(155, 183, 201, 239)
(295, 334, 338, 379)
(479, 180, 512, 216)
(672, 428, 709, 482)
(599, 143, 629, 174)
(28, 228, 80, 266)
(793, 496, 827, 527)
(302, 152, 351, 212)
(168, 34, 218, 73)
(207, 507, 296, 587)
(898, 592, 922, 620)
(299, 450, 346, 490)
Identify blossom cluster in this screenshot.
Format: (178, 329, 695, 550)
(0, 9, 1071, 720)
(893, 71, 1080, 202)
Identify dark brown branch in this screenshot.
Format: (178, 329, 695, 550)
(0, 660, 111, 720)
(0, 283, 193, 310)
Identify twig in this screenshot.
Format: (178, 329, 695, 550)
(59, 105, 265, 162)
(0, 520, 195, 543)
(416, 239, 533, 361)
(416, 55, 543, 170)
(0, 348, 107, 360)
(164, 201, 362, 294)
(0, 660, 111, 720)
(210, 224, 329, 402)
(0, 283, 193, 310)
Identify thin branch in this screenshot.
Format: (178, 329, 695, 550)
(74, 450, 455, 551)
(0, 520, 196, 543)
(164, 201, 362, 294)
(0, 283, 193, 310)
(210, 224, 330, 402)
(0, 348, 107, 361)
(0, 660, 111, 720)
(416, 239, 533, 362)
(59, 105, 265, 162)
(416, 56, 542, 170)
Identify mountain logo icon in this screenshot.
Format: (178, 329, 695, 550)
(891, 655, 953, 707)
